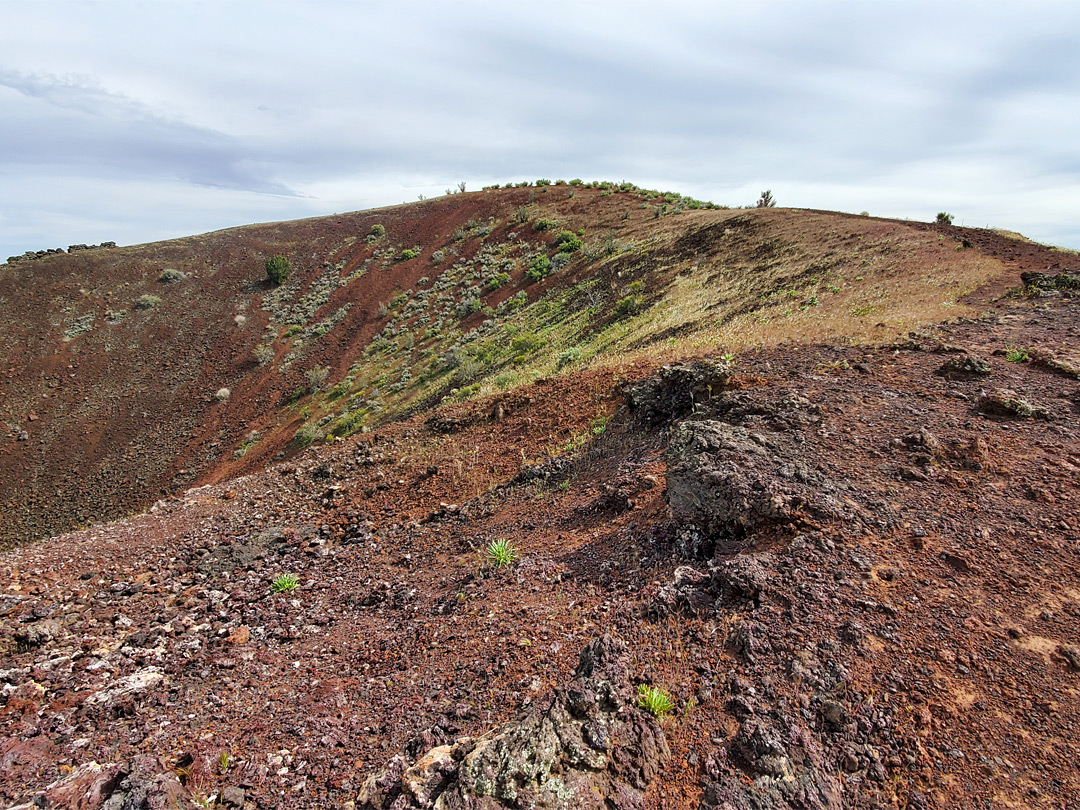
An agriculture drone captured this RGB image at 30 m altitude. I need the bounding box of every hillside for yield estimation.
[2,187,1080,810]
[0,185,1020,547]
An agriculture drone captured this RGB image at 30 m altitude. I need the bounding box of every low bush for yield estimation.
[614,294,644,317]
[265,255,291,285]
[526,255,552,282]
[553,230,582,253]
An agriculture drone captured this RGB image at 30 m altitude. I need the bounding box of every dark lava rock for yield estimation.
[358,636,669,810]
[666,420,850,541]
[621,360,733,424]
[11,756,197,810]
[701,717,842,810]
[935,354,992,380]
[976,389,1052,420]
[1021,271,1080,291]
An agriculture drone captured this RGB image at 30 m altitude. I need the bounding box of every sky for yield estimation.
[2,0,1079,260]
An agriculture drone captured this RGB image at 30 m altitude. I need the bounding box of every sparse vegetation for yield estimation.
[936,212,955,225]
[756,190,776,208]
[1005,347,1029,363]
[265,254,291,286]
[134,294,162,310]
[157,269,186,283]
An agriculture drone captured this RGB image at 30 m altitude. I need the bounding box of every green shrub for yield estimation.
[526,255,552,282]
[134,294,162,310]
[265,254,291,285]
[253,344,274,366]
[369,223,386,237]
[533,218,558,232]
[614,294,644,317]
[936,212,954,225]
[553,230,582,253]
[305,366,330,391]
[510,332,544,354]
[556,347,581,368]
[535,178,551,187]
[1005,347,1029,363]
[398,247,421,261]
[158,268,186,283]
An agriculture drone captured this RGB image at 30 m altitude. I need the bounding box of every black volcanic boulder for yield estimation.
[622,359,733,424]
[666,420,850,544]
[357,636,669,810]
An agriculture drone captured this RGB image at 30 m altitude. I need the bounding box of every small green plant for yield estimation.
[271,573,299,593]
[936,212,954,225]
[265,254,291,285]
[637,684,675,718]
[305,365,330,392]
[485,538,518,567]
[487,272,512,291]
[533,217,558,231]
[218,751,232,773]
[397,247,421,261]
[134,294,162,310]
[369,223,386,238]
[1005,347,1029,363]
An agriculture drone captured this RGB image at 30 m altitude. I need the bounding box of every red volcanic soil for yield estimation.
[2,255,1079,809]
[1,186,1058,551]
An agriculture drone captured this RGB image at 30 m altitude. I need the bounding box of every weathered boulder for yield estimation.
[935,354,991,380]
[8,756,197,810]
[666,420,849,543]
[700,716,843,810]
[622,360,733,424]
[976,389,1052,420]
[358,636,669,810]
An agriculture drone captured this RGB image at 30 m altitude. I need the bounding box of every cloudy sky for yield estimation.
[2,0,1079,259]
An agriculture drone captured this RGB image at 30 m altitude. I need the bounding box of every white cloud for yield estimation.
[1,0,1078,258]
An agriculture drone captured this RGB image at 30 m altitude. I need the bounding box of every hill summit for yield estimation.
[2,183,1080,809]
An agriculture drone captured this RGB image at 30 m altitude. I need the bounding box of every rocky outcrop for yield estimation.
[977,388,1053,420]
[357,636,669,810]
[6,756,197,810]
[665,420,851,546]
[622,360,733,424]
[935,353,991,380]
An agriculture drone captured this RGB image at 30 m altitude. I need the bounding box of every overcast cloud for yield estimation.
[2,0,1078,259]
